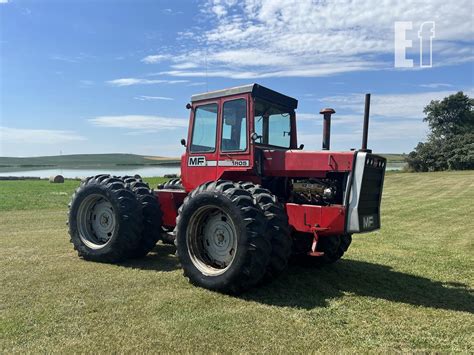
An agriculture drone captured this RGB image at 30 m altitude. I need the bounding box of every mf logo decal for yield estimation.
[362,215,375,229]
[187,157,250,167]
[188,156,206,166]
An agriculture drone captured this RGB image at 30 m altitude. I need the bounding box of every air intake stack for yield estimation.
[319,108,335,150]
[361,93,372,153]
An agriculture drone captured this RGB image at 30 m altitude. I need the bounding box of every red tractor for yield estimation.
[68,84,386,293]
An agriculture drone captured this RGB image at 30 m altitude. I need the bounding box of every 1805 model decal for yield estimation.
[218,160,250,167]
[187,156,249,167]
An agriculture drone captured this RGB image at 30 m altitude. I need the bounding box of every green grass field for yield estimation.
[1,172,473,352]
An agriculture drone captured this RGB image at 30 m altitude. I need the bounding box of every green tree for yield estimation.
[407,92,474,172]
[423,91,474,138]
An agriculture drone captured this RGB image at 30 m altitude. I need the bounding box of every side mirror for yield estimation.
[250,132,259,141]
[299,144,304,150]
[180,138,186,147]
[186,103,192,110]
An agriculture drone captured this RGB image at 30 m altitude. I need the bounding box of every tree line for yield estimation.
[407,91,473,172]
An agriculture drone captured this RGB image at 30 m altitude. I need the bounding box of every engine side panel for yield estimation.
[263,150,355,177]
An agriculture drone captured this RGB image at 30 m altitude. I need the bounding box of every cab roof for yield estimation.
[191,83,298,110]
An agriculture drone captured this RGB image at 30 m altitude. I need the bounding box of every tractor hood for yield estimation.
[261,149,356,177]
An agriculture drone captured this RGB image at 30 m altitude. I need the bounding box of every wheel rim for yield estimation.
[187,205,238,276]
[77,194,116,249]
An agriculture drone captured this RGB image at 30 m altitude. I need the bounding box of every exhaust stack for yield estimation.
[361,93,371,152]
[320,108,335,150]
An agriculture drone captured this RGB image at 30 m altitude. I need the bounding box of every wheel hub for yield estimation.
[187,206,238,276]
[77,195,116,249]
[202,212,235,267]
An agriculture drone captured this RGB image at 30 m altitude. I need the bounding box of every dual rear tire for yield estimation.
[68,175,162,262]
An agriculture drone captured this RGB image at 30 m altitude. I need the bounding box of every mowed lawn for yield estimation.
[1,172,473,352]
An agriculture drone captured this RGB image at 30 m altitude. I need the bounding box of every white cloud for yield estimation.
[319,89,474,119]
[51,55,81,63]
[0,0,9,4]
[187,82,207,87]
[171,62,199,70]
[159,69,261,79]
[50,53,94,63]
[141,54,169,64]
[297,113,362,125]
[368,120,428,140]
[106,78,188,86]
[89,115,187,131]
[210,49,295,67]
[159,60,380,79]
[297,88,472,152]
[162,0,473,79]
[0,126,86,144]
[134,95,174,101]
[419,83,453,88]
[161,8,183,15]
[297,119,429,153]
[296,113,319,121]
[177,31,195,40]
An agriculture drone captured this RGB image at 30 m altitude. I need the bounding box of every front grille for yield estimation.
[357,154,386,231]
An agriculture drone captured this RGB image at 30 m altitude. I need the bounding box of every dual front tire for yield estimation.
[175,180,293,294]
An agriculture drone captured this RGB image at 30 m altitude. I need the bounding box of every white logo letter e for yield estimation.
[394,21,413,68]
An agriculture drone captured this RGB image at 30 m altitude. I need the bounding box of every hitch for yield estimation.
[307,226,328,257]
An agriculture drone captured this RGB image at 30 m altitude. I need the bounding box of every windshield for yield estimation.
[254,99,292,148]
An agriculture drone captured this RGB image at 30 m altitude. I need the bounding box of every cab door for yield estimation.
[216,95,253,180]
[181,101,219,190]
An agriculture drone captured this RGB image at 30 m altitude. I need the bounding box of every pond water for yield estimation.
[0,162,405,178]
[386,162,406,171]
[0,165,181,179]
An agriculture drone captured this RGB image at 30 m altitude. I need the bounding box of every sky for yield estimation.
[0,0,473,157]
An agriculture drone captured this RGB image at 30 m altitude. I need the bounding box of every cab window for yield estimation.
[254,99,292,148]
[221,99,247,152]
[190,103,218,153]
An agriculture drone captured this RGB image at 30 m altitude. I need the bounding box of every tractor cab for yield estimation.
[181,84,298,190]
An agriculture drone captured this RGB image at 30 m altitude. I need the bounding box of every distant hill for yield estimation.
[380,153,406,163]
[0,152,405,170]
[0,154,180,169]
